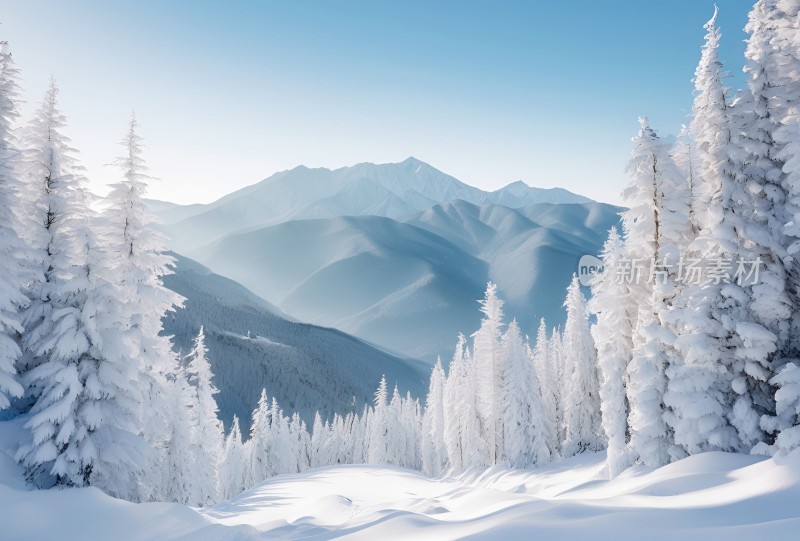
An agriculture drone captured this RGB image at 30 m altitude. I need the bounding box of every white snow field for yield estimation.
[2,432,799,541]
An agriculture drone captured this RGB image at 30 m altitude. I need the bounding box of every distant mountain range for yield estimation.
[162,254,428,433]
[154,157,592,252]
[151,158,621,362]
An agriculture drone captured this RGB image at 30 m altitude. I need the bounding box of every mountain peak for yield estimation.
[502,180,530,191]
[399,156,431,172]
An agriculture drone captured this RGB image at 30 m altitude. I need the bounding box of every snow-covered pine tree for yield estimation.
[288,412,311,473]
[668,8,751,457]
[443,333,488,470]
[768,0,800,313]
[247,389,272,485]
[398,390,421,469]
[220,415,248,500]
[0,41,28,412]
[589,227,635,476]
[442,335,467,471]
[550,326,567,448]
[310,411,329,468]
[621,115,690,466]
[367,376,391,464]
[98,114,184,499]
[744,0,800,454]
[14,81,149,499]
[17,79,87,381]
[761,362,800,453]
[707,1,792,451]
[530,319,559,458]
[471,282,505,464]
[268,398,295,475]
[185,327,223,504]
[350,408,368,464]
[501,320,552,467]
[561,276,603,457]
[421,358,446,476]
[160,359,200,505]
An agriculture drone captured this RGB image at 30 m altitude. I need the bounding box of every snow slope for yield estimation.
[2,425,798,541]
[175,201,622,361]
[151,157,593,253]
[162,254,428,433]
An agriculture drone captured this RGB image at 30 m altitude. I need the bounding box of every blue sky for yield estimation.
[2,0,753,205]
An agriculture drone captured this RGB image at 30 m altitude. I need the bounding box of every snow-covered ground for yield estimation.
[2,422,799,541]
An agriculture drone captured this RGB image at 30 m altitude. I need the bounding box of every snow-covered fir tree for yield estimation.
[743,0,800,455]
[0,40,27,412]
[668,8,749,458]
[185,327,224,504]
[246,389,272,486]
[220,415,248,500]
[621,115,689,466]
[471,282,505,465]
[160,359,200,505]
[14,81,147,498]
[421,359,446,476]
[561,276,603,457]
[443,334,488,470]
[500,320,552,467]
[530,319,559,457]
[367,376,391,465]
[589,227,635,476]
[99,114,184,499]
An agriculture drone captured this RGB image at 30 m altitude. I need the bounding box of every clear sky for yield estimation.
[2,0,753,205]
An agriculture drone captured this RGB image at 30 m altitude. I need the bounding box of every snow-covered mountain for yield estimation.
[151,157,592,253]
[147,158,614,361]
[170,201,621,361]
[161,254,428,433]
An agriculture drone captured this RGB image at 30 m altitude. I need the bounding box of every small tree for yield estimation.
[561,276,603,457]
[589,227,635,476]
[501,320,551,467]
[185,327,224,504]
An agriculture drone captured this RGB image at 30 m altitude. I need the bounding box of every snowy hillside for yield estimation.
[151,157,592,252]
[173,201,621,361]
[162,254,428,432]
[2,425,799,541]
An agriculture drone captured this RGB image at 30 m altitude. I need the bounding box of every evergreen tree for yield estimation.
[501,320,551,467]
[160,360,200,505]
[760,362,800,454]
[743,0,800,453]
[247,389,272,485]
[668,8,747,457]
[561,276,603,457]
[442,335,467,471]
[421,359,446,476]
[367,376,390,464]
[220,416,248,500]
[288,412,311,473]
[589,227,635,475]
[471,282,505,465]
[530,319,559,457]
[0,41,27,411]
[185,327,223,504]
[15,82,147,500]
[621,116,689,466]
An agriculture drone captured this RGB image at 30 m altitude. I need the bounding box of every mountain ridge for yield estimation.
[149,158,593,253]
